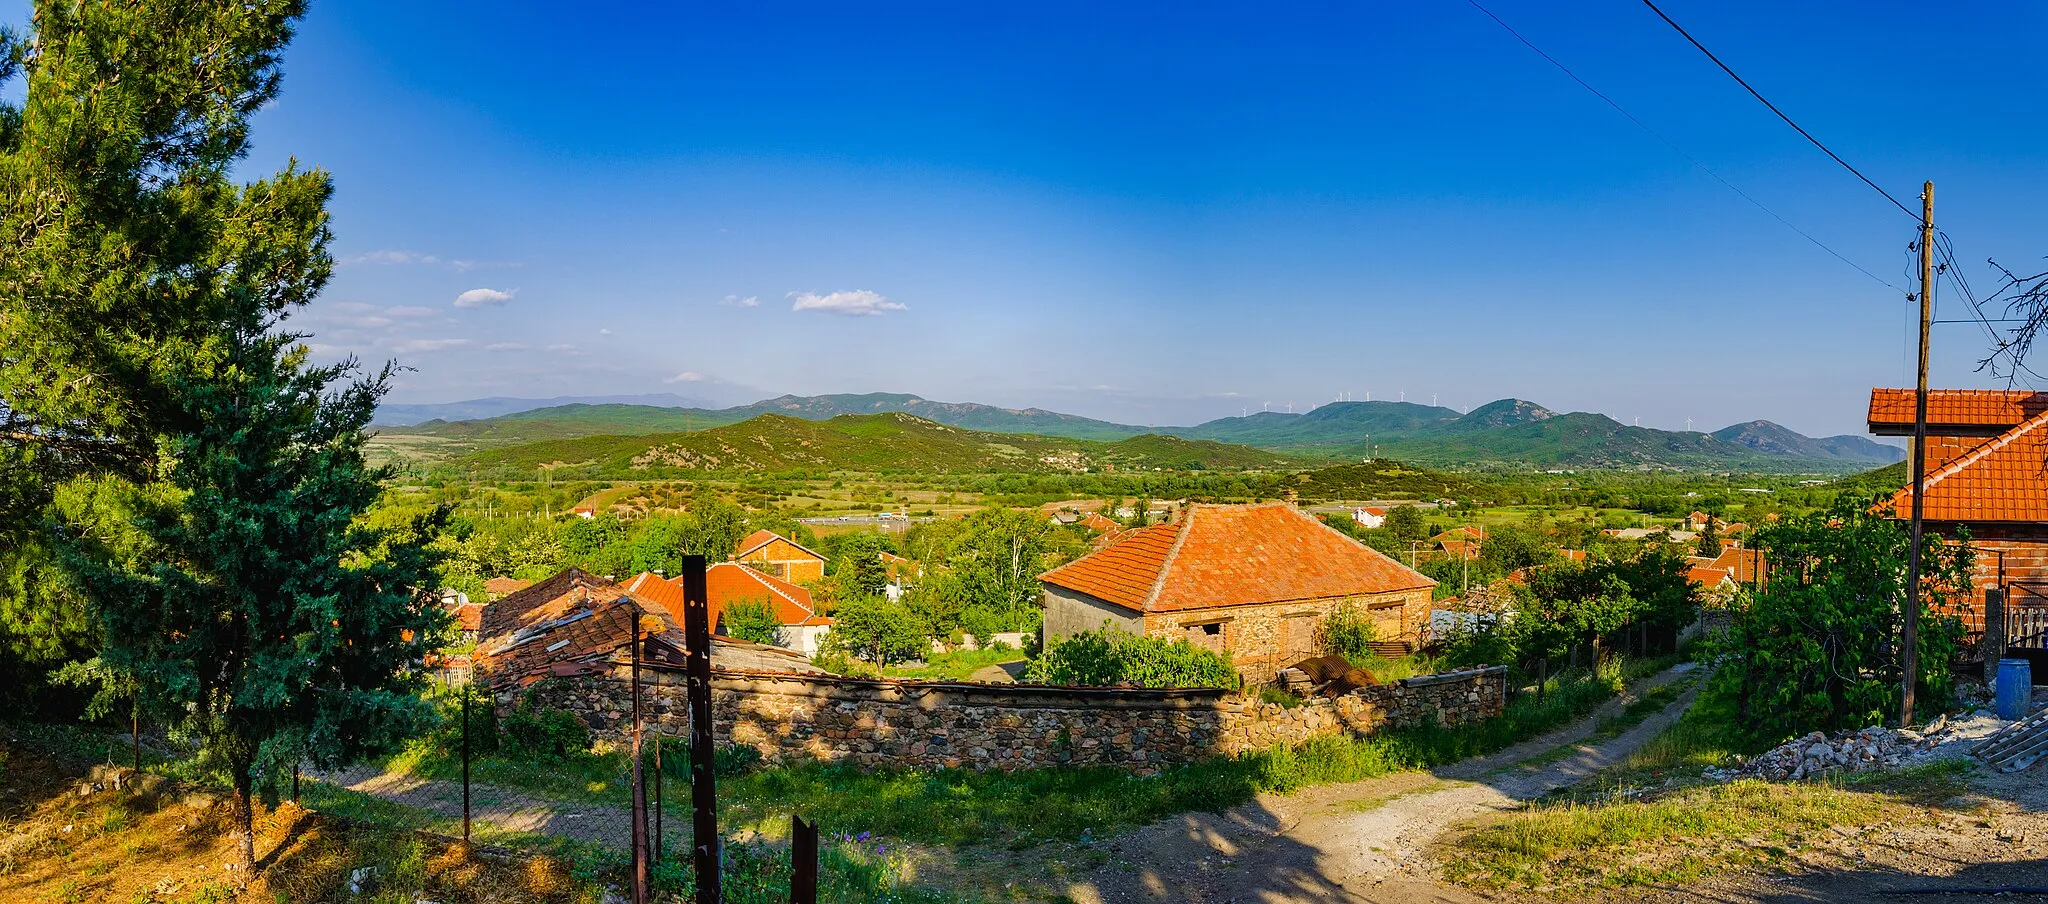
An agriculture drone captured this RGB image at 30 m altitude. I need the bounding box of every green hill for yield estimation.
[449,413,1299,476]
[1271,460,1496,503]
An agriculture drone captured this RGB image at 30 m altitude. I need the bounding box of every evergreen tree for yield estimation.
[0,0,447,869]
[1696,518,1723,557]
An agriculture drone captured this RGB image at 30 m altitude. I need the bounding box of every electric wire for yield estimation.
[1463,0,1905,293]
[1639,0,1919,222]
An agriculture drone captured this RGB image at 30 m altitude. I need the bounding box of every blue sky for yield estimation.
[97,1,2048,434]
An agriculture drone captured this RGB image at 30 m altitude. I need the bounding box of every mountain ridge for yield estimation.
[376,392,1901,471]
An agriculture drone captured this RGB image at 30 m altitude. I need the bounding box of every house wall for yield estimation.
[506,665,1507,776]
[740,538,825,584]
[1934,522,2048,634]
[1143,588,1434,683]
[1041,585,1144,641]
[781,623,832,657]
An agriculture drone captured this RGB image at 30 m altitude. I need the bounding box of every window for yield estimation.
[1201,623,1222,636]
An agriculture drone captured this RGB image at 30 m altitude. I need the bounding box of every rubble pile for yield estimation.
[1707,718,1954,782]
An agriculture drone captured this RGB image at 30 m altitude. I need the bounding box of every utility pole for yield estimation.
[631,623,648,904]
[1903,181,1935,728]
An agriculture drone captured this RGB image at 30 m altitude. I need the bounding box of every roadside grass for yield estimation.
[881,647,1027,681]
[301,780,973,903]
[1442,762,1976,894]
[1508,676,1694,771]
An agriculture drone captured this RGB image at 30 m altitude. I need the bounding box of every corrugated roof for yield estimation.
[1039,502,1434,613]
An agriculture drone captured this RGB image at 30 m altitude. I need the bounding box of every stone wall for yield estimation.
[500,664,1508,775]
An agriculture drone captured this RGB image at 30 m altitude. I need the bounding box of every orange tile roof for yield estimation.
[1039,502,1434,614]
[1081,512,1123,533]
[1868,388,2048,432]
[1884,406,2048,522]
[706,563,831,628]
[1685,566,1735,589]
[452,602,484,633]
[1710,548,1765,584]
[483,576,532,596]
[734,529,827,563]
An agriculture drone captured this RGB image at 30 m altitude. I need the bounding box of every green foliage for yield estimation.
[830,531,893,597]
[723,596,783,646]
[1709,501,1972,742]
[1696,518,1722,557]
[501,696,593,762]
[1023,628,1237,689]
[1319,603,1380,664]
[901,508,1067,635]
[822,595,927,667]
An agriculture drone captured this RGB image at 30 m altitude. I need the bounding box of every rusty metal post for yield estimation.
[632,624,648,904]
[1986,588,2007,685]
[790,815,818,904]
[653,732,663,864]
[461,686,471,842]
[683,554,721,904]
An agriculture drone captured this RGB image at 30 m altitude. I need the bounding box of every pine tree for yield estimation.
[0,1,447,870]
[1696,518,1723,557]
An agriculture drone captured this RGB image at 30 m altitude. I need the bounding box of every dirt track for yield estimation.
[1056,663,1704,904]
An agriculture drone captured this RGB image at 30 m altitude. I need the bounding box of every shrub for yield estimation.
[723,596,783,646]
[1319,603,1379,664]
[822,595,927,666]
[1709,500,1972,743]
[1023,628,1237,689]
[502,695,591,761]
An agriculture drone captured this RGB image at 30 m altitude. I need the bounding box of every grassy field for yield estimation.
[1442,763,1974,893]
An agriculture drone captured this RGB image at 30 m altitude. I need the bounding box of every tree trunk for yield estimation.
[231,767,256,873]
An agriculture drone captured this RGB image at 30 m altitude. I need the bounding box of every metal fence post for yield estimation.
[790,815,818,904]
[683,554,721,904]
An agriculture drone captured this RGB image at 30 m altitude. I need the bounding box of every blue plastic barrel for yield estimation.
[1997,658,2033,720]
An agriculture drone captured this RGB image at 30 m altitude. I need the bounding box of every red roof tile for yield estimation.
[1039,502,1434,613]
[1081,512,1123,533]
[483,576,532,596]
[706,563,830,628]
[1685,566,1735,589]
[1885,406,2048,522]
[1868,388,2048,433]
[734,529,827,563]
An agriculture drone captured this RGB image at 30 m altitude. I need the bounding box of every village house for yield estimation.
[1352,507,1387,529]
[474,568,816,696]
[1038,502,1437,683]
[734,529,828,584]
[1081,511,1123,533]
[620,567,835,656]
[482,576,531,601]
[1432,526,1485,560]
[1869,388,2048,645]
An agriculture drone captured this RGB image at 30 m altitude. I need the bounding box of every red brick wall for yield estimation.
[1933,522,2048,634]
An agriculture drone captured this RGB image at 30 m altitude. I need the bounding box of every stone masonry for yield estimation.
[504,665,1508,775]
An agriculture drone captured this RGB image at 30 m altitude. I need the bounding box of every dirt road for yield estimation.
[1061,663,1704,904]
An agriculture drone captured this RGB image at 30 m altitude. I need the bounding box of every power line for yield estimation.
[1639,0,1919,222]
[1463,0,1904,293]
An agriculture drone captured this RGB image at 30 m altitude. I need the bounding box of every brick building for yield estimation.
[1038,502,1436,683]
[734,529,828,584]
[1869,388,2048,643]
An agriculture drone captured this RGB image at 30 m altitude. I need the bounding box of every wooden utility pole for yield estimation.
[683,555,722,904]
[1903,180,1935,728]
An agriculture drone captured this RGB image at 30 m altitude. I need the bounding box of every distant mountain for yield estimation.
[1174,401,1462,447]
[1711,420,1904,464]
[375,390,1898,474]
[450,413,1298,476]
[372,393,717,426]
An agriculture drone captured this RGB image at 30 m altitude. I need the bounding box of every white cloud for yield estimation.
[390,338,473,353]
[788,289,906,317]
[344,250,439,266]
[664,371,710,384]
[330,301,378,313]
[453,288,515,309]
[597,328,613,336]
[720,294,759,308]
[386,306,435,318]
[544,343,580,354]
[485,342,528,352]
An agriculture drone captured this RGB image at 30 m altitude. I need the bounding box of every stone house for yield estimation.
[734,529,828,584]
[1869,388,2048,646]
[1038,502,1436,683]
[621,567,834,656]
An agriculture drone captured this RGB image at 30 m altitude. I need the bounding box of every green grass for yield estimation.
[881,647,1027,681]
[1443,762,1975,893]
[300,780,975,904]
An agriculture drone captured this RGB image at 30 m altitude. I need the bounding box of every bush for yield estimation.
[822,595,927,666]
[502,695,592,761]
[723,596,783,646]
[1023,628,1237,689]
[1710,501,1972,743]
[1319,603,1379,664]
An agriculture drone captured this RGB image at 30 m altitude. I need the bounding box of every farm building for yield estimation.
[1038,502,1436,683]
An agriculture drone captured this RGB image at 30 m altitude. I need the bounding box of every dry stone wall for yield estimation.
[501,664,1507,775]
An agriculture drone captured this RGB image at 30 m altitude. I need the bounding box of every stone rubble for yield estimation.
[1706,718,1956,782]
